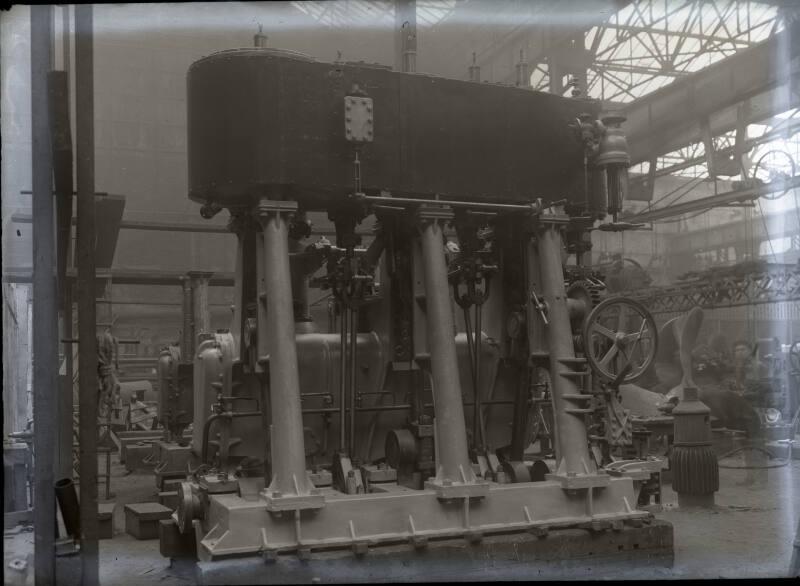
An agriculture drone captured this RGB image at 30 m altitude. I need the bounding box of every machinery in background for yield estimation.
[158,48,672,570]
[594,254,654,294]
[151,272,215,491]
[740,338,799,444]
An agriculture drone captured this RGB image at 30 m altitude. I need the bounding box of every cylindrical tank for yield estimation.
[157,345,181,440]
[192,332,235,457]
[186,48,597,210]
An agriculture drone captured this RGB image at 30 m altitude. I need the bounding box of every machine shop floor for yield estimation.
[4,453,799,583]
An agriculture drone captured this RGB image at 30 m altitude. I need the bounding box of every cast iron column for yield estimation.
[180,276,192,360]
[188,271,213,340]
[257,199,322,511]
[228,215,246,360]
[417,207,485,495]
[537,218,600,484]
[31,5,57,584]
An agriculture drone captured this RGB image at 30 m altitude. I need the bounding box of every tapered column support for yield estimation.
[416,206,488,499]
[536,216,608,490]
[256,199,323,511]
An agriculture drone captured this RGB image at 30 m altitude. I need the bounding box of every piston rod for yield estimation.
[339,303,348,452]
[364,195,538,213]
[348,307,358,456]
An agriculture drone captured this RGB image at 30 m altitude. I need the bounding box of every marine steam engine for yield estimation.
[158,47,672,570]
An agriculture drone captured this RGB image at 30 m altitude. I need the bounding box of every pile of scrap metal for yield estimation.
[155,48,675,578]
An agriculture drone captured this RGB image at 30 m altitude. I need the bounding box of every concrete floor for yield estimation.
[4,452,800,584]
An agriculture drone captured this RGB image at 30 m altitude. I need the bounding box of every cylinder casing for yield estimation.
[187,49,598,210]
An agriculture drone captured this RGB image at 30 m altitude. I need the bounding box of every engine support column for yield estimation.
[417,206,488,498]
[536,216,608,489]
[256,199,323,511]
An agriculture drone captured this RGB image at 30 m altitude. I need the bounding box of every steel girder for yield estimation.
[616,262,800,315]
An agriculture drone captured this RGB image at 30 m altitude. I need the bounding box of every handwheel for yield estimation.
[790,341,800,372]
[582,297,658,384]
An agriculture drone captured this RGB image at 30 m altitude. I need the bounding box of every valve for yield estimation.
[529,288,549,325]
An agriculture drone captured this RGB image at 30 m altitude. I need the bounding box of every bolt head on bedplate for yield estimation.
[261,488,326,512]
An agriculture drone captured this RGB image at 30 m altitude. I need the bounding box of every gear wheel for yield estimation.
[567,279,605,308]
[566,278,607,332]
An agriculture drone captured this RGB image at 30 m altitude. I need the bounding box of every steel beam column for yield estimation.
[256,200,322,510]
[31,5,57,584]
[75,4,99,584]
[416,207,481,493]
[536,220,596,481]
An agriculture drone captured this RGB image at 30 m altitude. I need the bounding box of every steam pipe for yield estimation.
[301,399,514,416]
[201,411,262,465]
